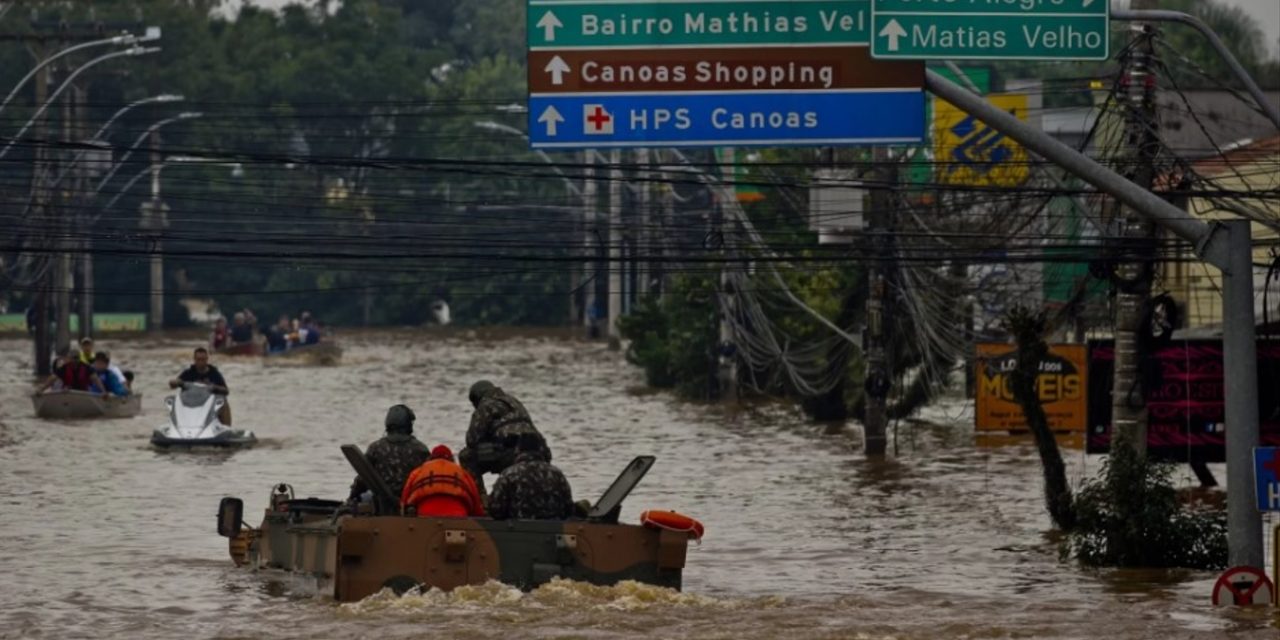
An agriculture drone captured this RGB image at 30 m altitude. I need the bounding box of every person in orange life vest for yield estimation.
[401,445,486,518]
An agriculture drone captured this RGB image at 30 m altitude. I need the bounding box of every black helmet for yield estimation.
[385,404,416,433]
[468,380,496,407]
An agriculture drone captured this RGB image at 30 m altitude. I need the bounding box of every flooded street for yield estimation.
[0,330,1276,639]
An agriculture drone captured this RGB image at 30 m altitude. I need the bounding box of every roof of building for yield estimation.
[1188,133,1280,178]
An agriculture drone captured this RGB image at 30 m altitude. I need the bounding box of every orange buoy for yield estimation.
[640,509,705,540]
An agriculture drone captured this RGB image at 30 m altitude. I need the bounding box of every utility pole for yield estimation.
[1110,1,1161,456]
[635,148,650,298]
[607,148,622,349]
[567,151,584,327]
[53,51,72,351]
[863,160,895,456]
[141,130,168,331]
[582,152,599,337]
[73,85,93,340]
[716,148,738,402]
[31,43,53,375]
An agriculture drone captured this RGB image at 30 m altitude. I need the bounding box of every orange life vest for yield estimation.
[401,459,485,517]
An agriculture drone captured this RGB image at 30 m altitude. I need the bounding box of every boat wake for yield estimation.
[337,578,784,616]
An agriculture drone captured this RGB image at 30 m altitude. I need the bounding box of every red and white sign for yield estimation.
[583,104,614,135]
[1210,566,1274,606]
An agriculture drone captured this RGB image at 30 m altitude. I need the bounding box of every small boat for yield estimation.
[32,390,143,419]
[151,384,256,448]
[263,342,342,366]
[214,341,260,357]
[216,452,697,601]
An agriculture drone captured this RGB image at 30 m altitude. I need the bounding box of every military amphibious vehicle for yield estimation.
[216,447,697,601]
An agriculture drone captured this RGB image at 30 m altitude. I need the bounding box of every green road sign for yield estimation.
[870,0,1108,61]
[528,0,871,49]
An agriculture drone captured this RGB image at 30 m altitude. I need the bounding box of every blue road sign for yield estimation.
[527,90,924,148]
[1256,447,1280,512]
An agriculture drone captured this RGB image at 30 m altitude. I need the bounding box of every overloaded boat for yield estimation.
[263,342,342,366]
[32,390,143,419]
[151,384,256,448]
[216,449,700,601]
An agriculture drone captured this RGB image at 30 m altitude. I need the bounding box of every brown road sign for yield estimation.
[528,47,922,94]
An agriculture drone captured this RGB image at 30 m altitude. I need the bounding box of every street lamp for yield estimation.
[91,93,185,142]
[472,119,601,329]
[473,120,582,197]
[0,45,161,159]
[92,111,203,193]
[0,29,159,117]
[50,94,185,187]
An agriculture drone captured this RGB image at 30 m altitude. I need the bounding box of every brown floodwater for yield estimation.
[1,329,1276,639]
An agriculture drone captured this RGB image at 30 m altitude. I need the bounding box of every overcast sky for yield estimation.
[1219,0,1280,57]
[237,0,1280,57]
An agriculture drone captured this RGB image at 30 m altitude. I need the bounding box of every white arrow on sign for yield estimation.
[1082,0,1096,8]
[537,11,563,42]
[545,55,570,85]
[538,105,564,137]
[879,19,907,52]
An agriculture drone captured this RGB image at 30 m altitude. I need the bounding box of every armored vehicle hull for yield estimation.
[231,503,687,601]
[219,453,693,601]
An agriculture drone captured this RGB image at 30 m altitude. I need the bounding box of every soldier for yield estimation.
[349,404,431,506]
[487,432,574,521]
[458,380,552,496]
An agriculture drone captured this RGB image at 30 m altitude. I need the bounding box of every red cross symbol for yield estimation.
[586,106,611,131]
[1264,449,1280,479]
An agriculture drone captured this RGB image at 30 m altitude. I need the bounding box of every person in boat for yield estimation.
[264,315,291,353]
[229,310,255,344]
[76,336,96,365]
[169,347,232,425]
[288,318,302,347]
[401,444,485,518]
[210,317,230,350]
[458,380,552,498]
[487,432,574,521]
[299,311,321,345]
[349,404,431,505]
[36,353,103,394]
[92,352,130,397]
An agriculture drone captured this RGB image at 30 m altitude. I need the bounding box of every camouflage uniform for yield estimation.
[458,387,551,495]
[487,450,574,520]
[350,432,431,502]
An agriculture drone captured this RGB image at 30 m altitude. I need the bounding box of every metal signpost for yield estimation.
[527,0,926,148]
[871,0,1109,61]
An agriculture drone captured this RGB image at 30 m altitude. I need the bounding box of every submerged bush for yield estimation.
[617,275,718,399]
[1066,436,1227,570]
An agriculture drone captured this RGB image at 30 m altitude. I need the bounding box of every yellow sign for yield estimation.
[975,343,1087,433]
[933,94,1029,187]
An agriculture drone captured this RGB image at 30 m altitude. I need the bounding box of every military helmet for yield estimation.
[468,380,496,407]
[385,404,416,433]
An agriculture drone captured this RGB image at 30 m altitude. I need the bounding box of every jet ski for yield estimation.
[151,383,257,448]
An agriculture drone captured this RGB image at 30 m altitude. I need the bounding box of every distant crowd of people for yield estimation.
[209,308,325,353]
[34,337,133,397]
